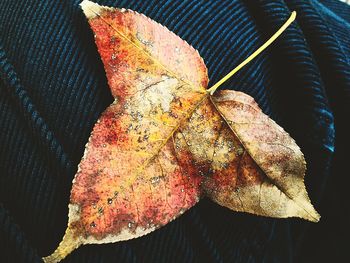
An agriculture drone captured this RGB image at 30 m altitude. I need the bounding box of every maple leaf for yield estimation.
[43,1,319,262]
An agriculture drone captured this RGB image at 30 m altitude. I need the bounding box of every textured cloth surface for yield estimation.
[0,0,349,262]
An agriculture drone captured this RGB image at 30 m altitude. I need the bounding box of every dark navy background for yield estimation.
[1,0,349,262]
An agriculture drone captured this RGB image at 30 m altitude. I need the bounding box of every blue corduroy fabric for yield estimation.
[0,0,349,262]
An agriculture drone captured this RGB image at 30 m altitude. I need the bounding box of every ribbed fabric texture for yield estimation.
[0,0,349,262]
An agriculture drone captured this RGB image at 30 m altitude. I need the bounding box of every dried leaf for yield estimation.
[43,1,319,262]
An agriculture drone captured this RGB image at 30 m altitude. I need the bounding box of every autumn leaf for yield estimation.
[43,1,319,262]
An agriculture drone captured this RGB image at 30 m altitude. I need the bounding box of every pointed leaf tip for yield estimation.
[42,227,82,263]
[296,195,321,222]
[80,0,111,19]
